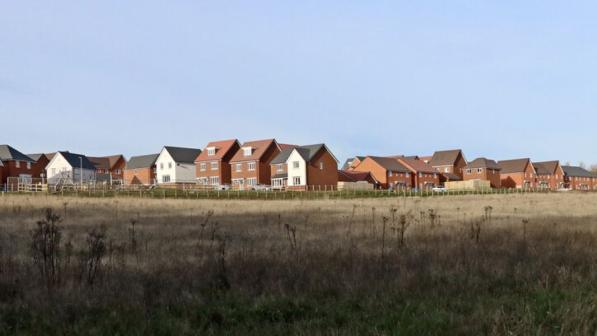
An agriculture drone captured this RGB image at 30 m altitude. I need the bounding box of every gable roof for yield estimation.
[88,155,125,170]
[562,166,594,178]
[429,149,464,167]
[497,158,532,174]
[0,145,34,162]
[366,156,410,173]
[126,154,159,169]
[230,139,278,162]
[271,147,295,164]
[27,153,48,162]
[295,144,338,163]
[341,156,365,170]
[395,156,437,173]
[466,158,501,170]
[533,161,560,175]
[163,146,202,164]
[195,139,240,162]
[55,151,96,170]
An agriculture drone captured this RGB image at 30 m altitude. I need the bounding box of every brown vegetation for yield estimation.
[0,193,596,334]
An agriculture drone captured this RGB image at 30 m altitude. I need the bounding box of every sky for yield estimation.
[1,1,596,165]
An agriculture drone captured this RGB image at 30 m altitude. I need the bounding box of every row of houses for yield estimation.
[1,143,595,191]
[343,149,597,191]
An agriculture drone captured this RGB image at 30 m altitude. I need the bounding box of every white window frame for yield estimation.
[276,163,284,172]
[235,163,242,172]
[248,161,256,171]
[319,162,324,170]
[211,161,218,171]
[243,147,252,156]
[292,161,300,169]
[293,176,301,185]
[162,175,171,183]
[15,161,20,168]
[207,147,216,156]
[247,177,257,186]
[200,163,207,171]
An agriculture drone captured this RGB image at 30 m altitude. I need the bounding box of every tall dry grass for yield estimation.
[0,192,596,335]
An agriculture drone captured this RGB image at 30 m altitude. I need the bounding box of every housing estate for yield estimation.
[229,139,283,190]
[497,158,536,189]
[195,139,241,187]
[156,146,202,184]
[0,145,36,186]
[46,151,96,185]
[533,161,565,190]
[463,158,502,188]
[123,154,159,185]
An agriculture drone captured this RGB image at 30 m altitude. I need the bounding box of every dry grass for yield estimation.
[0,192,597,335]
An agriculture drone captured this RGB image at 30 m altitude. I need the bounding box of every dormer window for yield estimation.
[207,147,216,156]
[243,147,252,156]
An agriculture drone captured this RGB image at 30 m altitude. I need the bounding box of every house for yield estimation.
[270,146,296,189]
[282,144,339,191]
[463,158,501,188]
[562,166,594,191]
[0,145,36,186]
[229,139,282,189]
[353,156,412,189]
[394,156,440,190]
[124,154,159,185]
[341,156,365,170]
[497,158,536,189]
[88,155,126,185]
[27,153,53,180]
[428,149,467,182]
[533,161,565,190]
[195,139,241,187]
[156,146,202,184]
[337,170,378,190]
[46,151,96,185]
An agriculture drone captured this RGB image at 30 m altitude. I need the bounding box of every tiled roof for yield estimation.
[0,145,34,162]
[295,144,326,163]
[497,158,531,174]
[533,161,560,175]
[126,154,159,169]
[56,151,96,170]
[429,149,463,167]
[466,158,501,170]
[562,166,594,178]
[195,139,240,162]
[230,139,277,162]
[271,148,295,164]
[164,146,202,164]
[396,156,437,173]
[366,156,410,173]
[88,155,124,170]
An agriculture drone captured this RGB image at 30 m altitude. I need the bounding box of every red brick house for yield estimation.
[229,139,282,189]
[497,158,536,189]
[124,154,159,185]
[338,170,378,184]
[463,158,502,188]
[0,145,36,187]
[562,166,593,191]
[533,161,565,190]
[195,139,241,187]
[88,155,127,184]
[27,153,53,180]
[394,156,440,190]
[428,149,467,183]
[353,156,411,190]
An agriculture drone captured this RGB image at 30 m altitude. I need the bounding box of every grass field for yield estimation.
[0,193,596,335]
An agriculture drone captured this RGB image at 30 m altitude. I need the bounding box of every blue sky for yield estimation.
[1,1,596,165]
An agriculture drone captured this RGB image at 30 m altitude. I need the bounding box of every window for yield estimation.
[276,164,284,172]
[162,175,171,183]
[115,169,121,174]
[388,171,393,177]
[319,162,324,170]
[168,162,172,169]
[15,161,20,168]
[444,167,449,173]
[292,161,299,169]
[406,173,410,177]
[209,176,220,185]
[466,169,472,174]
[293,176,301,185]
[198,177,208,185]
[207,147,216,156]
[211,161,218,170]
[200,163,206,171]
[26,162,31,169]
[232,179,244,185]
[247,177,257,186]
[248,161,256,171]
[52,168,56,175]
[160,163,164,170]
[477,168,483,173]
[235,163,242,172]
[243,147,252,156]
[418,173,423,177]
